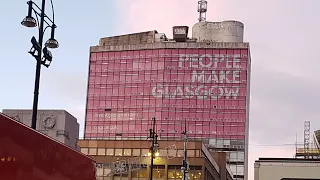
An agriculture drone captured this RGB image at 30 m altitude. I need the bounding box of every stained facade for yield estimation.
[84,32,251,180]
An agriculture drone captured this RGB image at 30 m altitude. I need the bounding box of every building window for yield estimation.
[81,148,88,155]
[237,152,244,161]
[141,149,149,156]
[96,167,104,176]
[195,150,201,157]
[168,165,183,179]
[177,150,184,157]
[106,149,114,156]
[159,149,167,157]
[153,165,165,180]
[189,166,202,180]
[230,164,244,175]
[123,149,132,156]
[132,168,147,180]
[89,148,97,155]
[88,140,98,147]
[187,150,195,157]
[114,173,128,180]
[104,168,112,177]
[115,149,123,156]
[132,149,141,156]
[98,148,106,155]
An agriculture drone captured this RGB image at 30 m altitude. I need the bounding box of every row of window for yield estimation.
[90,69,248,75]
[86,115,247,120]
[87,111,246,115]
[87,106,247,111]
[85,131,245,136]
[87,84,247,89]
[90,65,249,71]
[81,148,202,158]
[89,82,247,87]
[91,55,249,61]
[88,93,247,98]
[87,101,247,107]
[91,52,249,60]
[90,61,248,68]
[96,166,203,180]
[84,134,246,140]
[86,119,246,123]
[88,78,247,83]
[86,113,247,119]
[86,119,245,124]
[88,97,247,102]
[87,104,247,108]
[85,125,246,131]
[89,103,247,107]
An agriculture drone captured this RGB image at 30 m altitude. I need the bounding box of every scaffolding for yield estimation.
[295,121,320,159]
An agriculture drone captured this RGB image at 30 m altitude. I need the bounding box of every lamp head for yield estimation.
[21,16,37,28]
[41,47,53,68]
[45,24,59,49]
[21,1,37,28]
[45,39,59,49]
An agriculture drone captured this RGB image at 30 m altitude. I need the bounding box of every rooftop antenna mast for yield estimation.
[198,0,208,22]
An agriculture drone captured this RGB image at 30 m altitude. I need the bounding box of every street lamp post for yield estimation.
[181,120,190,180]
[148,117,159,180]
[21,0,59,130]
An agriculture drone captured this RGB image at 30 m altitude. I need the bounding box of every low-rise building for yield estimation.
[2,109,80,150]
[78,140,233,180]
[254,158,320,180]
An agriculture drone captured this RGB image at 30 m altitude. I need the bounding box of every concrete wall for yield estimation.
[99,31,157,46]
[91,41,249,53]
[2,109,79,150]
[192,21,244,43]
[254,160,320,180]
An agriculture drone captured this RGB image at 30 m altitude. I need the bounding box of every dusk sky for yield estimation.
[1,1,320,179]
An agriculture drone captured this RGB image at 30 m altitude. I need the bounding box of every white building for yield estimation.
[254,158,320,180]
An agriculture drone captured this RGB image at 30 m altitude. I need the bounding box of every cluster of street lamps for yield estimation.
[21,0,59,129]
[148,118,190,180]
[148,117,160,180]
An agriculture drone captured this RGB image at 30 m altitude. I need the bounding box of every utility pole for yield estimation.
[148,117,158,180]
[181,120,189,180]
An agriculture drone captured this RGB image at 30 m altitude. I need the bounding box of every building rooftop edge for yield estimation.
[255,157,320,162]
[90,42,250,53]
[99,30,158,40]
[2,109,78,121]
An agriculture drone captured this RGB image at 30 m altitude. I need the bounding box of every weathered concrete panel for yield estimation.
[192,21,244,42]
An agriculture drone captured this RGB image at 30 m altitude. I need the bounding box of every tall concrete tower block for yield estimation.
[192,20,244,42]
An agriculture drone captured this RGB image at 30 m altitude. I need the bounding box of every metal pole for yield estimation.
[149,117,156,180]
[182,119,189,180]
[31,0,46,130]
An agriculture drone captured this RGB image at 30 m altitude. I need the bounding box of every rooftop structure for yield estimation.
[254,158,320,180]
[2,109,80,150]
